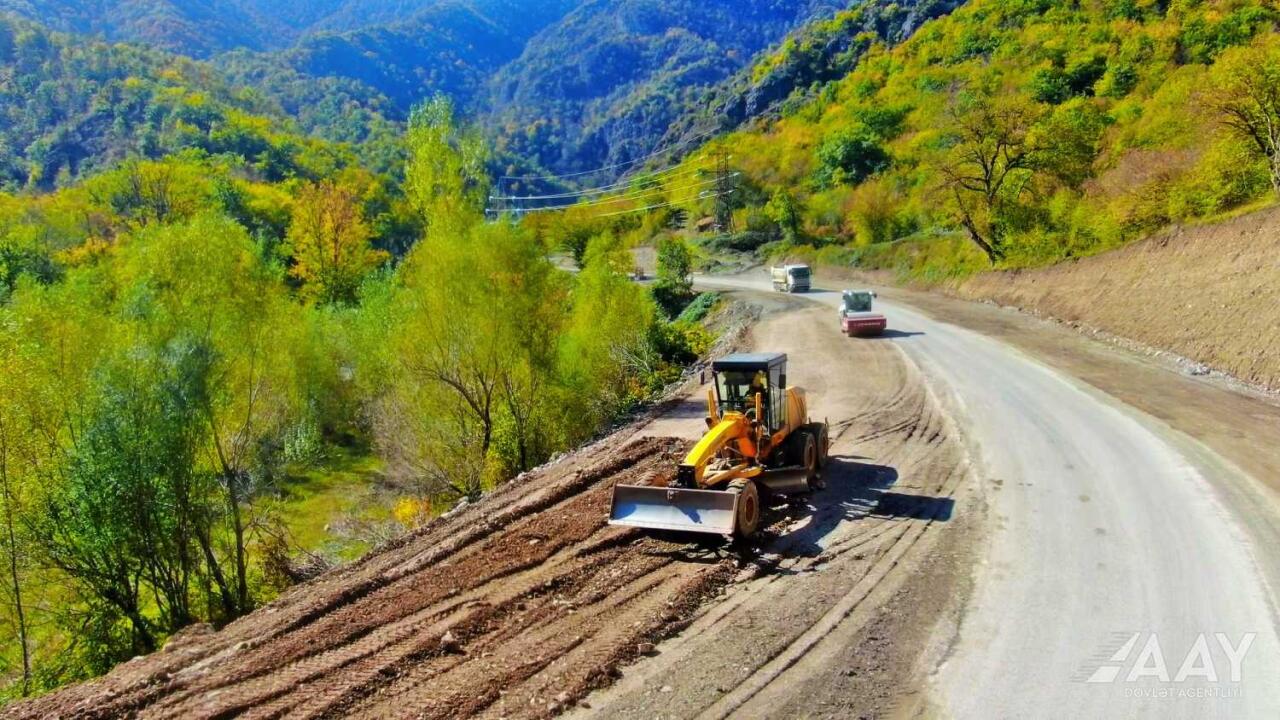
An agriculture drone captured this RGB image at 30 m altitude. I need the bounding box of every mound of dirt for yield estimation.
[954,207,1280,391]
[5,437,734,720]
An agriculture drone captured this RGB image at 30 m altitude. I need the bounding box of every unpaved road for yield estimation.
[572,297,976,719]
[697,274,1280,718]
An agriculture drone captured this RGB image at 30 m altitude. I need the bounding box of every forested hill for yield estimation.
[0,0,466,57]
[660,0,1280,276]
[0,15,410,190]
[659,0,964,150]
[0,0,981,188]
[0,0,298,56]
[484,0,850,176]
[218,0,582,118]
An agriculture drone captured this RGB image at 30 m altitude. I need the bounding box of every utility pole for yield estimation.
[712,148,736,233]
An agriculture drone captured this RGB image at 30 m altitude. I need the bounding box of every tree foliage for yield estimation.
[1210,37,1280,196]
[636,0,1280,275]
[287,181,388,305]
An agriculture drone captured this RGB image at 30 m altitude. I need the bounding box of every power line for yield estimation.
[497,130,717,183]
[596,190,736,218]
[489,164,705,202]
[495,174,738,216]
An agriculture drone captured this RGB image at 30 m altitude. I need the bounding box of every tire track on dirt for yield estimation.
[4,438,736,720]
[564,304,973,720]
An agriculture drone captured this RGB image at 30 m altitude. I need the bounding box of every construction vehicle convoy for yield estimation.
[840,289,887,337]
[771,264,812,293]
[609,353,829,538]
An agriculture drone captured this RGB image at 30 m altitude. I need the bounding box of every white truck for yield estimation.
[771,264,812,293]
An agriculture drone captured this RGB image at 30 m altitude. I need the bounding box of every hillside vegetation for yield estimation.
[218,0,581,115]
[0,95,711,697]
[4,1,927,182]
[0,0,452,56]
[584,0,1280,280]
[487,0,849,177]
[0,16,409,190]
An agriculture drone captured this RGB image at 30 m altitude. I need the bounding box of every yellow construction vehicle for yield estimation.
[609,353,829,537]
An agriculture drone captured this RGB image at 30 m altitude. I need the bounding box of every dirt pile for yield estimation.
[953,207,1280,390]
[5,437,734,720]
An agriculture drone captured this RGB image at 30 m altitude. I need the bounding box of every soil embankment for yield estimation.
[953,207,1280,391]
[4,438,732,719]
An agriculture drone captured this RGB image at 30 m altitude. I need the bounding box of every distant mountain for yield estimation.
[1,0,964,185]
[484,0,852,178]
[0,15,379,189]
[0,0,507,57]
[661,0,964,150]
[0,0,293,56]
[219,0,582,113]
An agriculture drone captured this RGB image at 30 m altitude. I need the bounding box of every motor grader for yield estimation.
[608,353,829,538]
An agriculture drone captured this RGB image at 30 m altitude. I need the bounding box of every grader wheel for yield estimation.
[730,480,761,538]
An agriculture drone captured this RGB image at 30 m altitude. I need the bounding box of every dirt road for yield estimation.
[699,274,1280,718]
[572,299,975,719]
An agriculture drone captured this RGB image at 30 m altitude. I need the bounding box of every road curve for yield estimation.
[697,274,1280,719]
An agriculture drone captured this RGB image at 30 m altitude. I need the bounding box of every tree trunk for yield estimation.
[228,472,250,614]
[1270,151,1280,198]
[0,452,30,695]
[960,213,1002,265]
[195,524,237,619]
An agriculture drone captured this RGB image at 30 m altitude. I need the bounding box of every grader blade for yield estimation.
[608,484,739,535]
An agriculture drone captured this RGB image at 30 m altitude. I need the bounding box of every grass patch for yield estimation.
[278,448,388,562]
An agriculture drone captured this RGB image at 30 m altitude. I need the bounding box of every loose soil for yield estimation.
[566,303,978,720]
[7,298,977,720]
[3,438,734,720]
[953,206,1280,392]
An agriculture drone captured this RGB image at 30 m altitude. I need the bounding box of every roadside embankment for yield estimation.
[951,207,1280,391]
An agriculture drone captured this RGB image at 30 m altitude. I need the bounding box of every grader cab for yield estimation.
[608,353,829,538]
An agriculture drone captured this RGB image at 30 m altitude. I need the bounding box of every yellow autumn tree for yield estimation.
[287,181,388,305]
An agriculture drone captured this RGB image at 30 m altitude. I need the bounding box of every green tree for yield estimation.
[381,220,560,498]
[34,348,213,655]
[813,127,891,187]
[561,233,656,421]
[403,95,489,237]
[1210,38,1280,197]
[286,181,388,305]
[653,236,695,317]
[0,342,31,695]
[766,189,802,243]
[937,93,1048,263]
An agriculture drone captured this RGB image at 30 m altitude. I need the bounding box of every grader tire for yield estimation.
[797,430,824,491]
[731,480,761,538]
[814,423,830,469]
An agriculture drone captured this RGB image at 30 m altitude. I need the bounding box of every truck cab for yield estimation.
[711,352,789,433]
[771,264,811,293]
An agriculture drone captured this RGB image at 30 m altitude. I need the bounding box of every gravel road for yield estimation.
[698,273,1280,719]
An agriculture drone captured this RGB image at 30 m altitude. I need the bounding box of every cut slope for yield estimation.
[953,206,1280,391]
